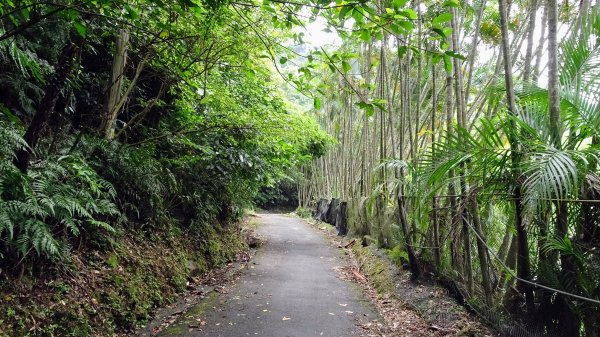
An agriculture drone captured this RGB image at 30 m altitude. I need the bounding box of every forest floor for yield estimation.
[133,213,496,337]
[0,221,248,337]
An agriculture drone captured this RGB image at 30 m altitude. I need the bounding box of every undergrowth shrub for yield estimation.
[0,124,121,265]
[295,207,311,218]
[255,177,298,209]
[388,245,409,267]
[159,126,259,226]
[88,139,176,224]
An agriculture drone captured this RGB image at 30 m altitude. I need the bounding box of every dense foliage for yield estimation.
[0,0,330,271]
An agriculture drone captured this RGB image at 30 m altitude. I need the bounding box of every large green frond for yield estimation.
[521,147,599,209]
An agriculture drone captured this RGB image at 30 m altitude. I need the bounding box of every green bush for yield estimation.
[295,207,312,218]
[0,124,121,263]
[388,245,409,267]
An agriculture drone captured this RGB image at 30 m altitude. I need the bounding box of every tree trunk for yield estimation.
[451,8,473,296]
[547,2,580,335]
[444,54,461,272]
[547,0,560,149]
[500,232,517,289]
[469,199,493,306]
[522,0,538,82]
[465,0,486,98]
[398,193,422,279]
[532,4,547,83]
[499,0,535,315]
[431,60,441,269]
[100,30,130,140]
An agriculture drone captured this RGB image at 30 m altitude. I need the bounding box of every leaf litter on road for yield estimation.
[309,218,496,337]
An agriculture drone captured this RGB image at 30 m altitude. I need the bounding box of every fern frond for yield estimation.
[88,220,115,233]
[0,205,14,239]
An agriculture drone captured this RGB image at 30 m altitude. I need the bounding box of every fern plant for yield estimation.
[85,138,176,224]
[0,123,122,263]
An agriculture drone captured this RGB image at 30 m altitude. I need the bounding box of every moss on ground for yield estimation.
[159,291,220,336]
[0,222,247,337]
[351,245,396,296]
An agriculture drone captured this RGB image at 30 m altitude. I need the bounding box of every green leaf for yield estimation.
[390,23,403,35]
[445,50,466,60]
[443,54,452,72]
[372,98,387,111]
[431,27,447,38]
[443,0,460,7]
[279,57,288,64]
[397,9,417,20]
[65,9,78,20]
[357,101,375,116]
[73,22,87,37]
[360,29,371,42]
[299,67,311,77]
[342,60,351,73]
[124,4,139,19]
[0,103,21,125]
[432,13,453,27]
[21,8,30,20]
[443,27,453,37]
[352,7,364,23]
[397,45,408,59]
[395,20,414,31]
[314,97,322,109]
[393,0,409,10]
[262,4,276,13]
[339,5,353,20]
[245,68,256,79]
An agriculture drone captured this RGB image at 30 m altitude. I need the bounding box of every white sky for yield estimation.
[299,16,342,49]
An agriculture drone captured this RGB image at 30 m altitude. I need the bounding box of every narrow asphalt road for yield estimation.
[161,213,377,337]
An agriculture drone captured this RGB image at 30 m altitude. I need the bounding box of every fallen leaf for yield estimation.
[351,268,368,283]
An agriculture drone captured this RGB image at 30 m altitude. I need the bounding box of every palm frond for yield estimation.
[521,146,599,208]
[419,116,512,196]
[559,9,600,89]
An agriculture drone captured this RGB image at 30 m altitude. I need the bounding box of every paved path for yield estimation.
[161,213,377,337]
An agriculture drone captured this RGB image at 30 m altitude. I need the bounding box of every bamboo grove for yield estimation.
[298,1,600,335]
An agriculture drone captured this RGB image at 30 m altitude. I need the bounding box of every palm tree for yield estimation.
[422,8,600,334]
